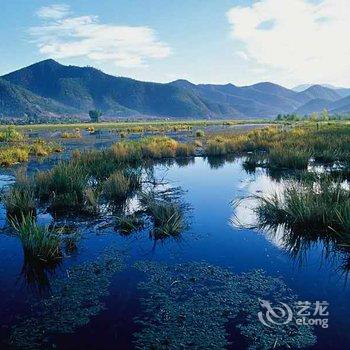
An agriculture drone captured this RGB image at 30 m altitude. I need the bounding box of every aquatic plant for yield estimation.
[60,131,82,139]
[175,143,195,157]
[102,171,131,201]
[268,147,310,169]
[0,126,24,142]
[83,187,100,214]
[0,146,29,166]
[110,142,142,164]
[195,129,205,137]
[11,215,61,263]
[146,199,186,238]
[254,176,350,235]
[203,123,350,169]
[205,138,227,156]
[40,162,88,211]
[140,136,178,159]
[4,171,36,218]
[134,261,316,350]
[30,139,62,157]
[10,249,125,349]
[115,213,144,235]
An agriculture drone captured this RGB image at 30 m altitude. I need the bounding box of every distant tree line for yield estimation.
[275,109,350,122]
[0,110,104,125]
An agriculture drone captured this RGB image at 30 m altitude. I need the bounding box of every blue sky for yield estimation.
[1,0,349,87]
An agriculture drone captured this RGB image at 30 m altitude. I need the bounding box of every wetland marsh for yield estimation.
[0,121,349,349]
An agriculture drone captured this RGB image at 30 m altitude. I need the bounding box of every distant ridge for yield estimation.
[1,59,350,119]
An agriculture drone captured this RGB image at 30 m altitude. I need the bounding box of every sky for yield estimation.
[0,0,349,87]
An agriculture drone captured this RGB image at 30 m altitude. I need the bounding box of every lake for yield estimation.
[0,154,349,349]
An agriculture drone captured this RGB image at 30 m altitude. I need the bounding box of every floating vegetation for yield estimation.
[134,261,316,350]
[10,249,125,350]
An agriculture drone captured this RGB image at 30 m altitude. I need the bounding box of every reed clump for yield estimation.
[11,215,62,263]
[0,147,29,166]
[115,213,144,235]
[141,193,186,238]
[203,123,350,170]
[255,176,350,234]
[0,126,24,142]
[35,162,88,211]
[61,131,82,139]
[102,171,131,201]
[268,148,311,169]
[4,171,36,218]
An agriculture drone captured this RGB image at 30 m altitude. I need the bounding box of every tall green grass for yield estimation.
[4,171,35,218]
[11,215,62,263]
[255,176,350,235]
[268,148,311,169]
[203,123,350,170]
[141,192,186,238]
[102,171,131,201]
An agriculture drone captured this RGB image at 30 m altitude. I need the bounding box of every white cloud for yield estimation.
[227,0,350,86]
[37,4,70,19]
[31,4,171,68]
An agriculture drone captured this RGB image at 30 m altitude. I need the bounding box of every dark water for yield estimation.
[0,155,349,349]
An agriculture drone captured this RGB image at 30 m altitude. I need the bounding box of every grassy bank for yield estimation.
[0,126,62,166]
[0,119,270,133]
[203,121,350,169]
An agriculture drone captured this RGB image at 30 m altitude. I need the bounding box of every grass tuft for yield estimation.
[4,171,36,218]
[11,215,62,263]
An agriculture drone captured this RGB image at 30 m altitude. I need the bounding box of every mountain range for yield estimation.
[1,59,350,120]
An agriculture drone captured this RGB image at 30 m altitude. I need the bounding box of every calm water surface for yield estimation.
[0,156,349,349]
